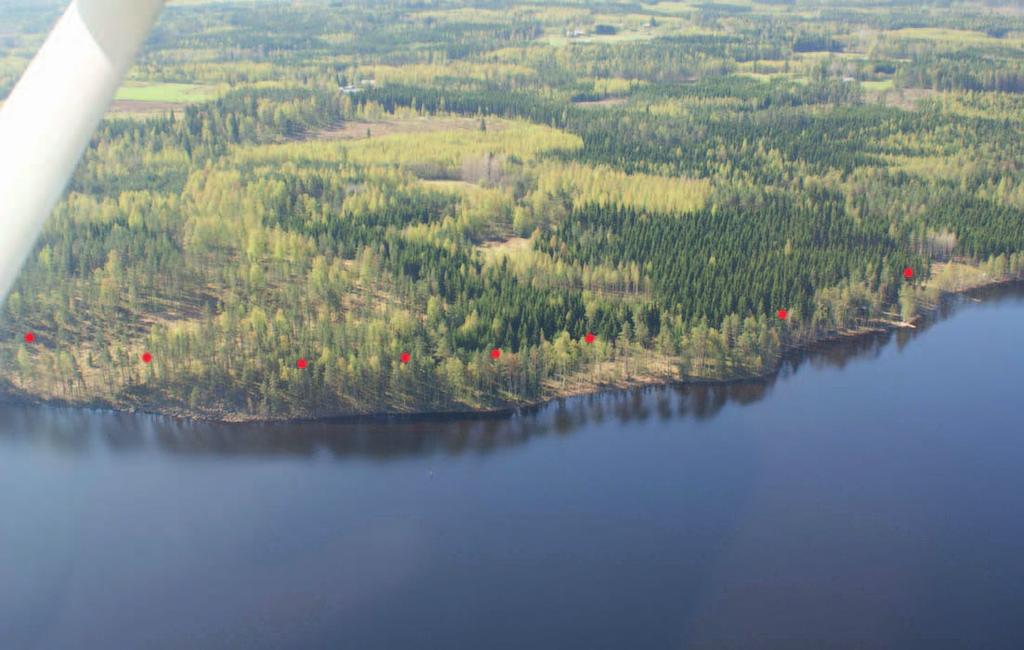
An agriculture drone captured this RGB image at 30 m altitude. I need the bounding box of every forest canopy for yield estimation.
[2,0,1024,420]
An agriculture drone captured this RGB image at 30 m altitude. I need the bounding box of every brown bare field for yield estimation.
[478,236,530,256]
[314,116,508,141]
[572,97,628,108]
[107,100,183,117]
[872,87,939,111]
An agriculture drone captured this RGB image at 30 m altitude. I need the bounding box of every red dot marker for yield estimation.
[141,352,153,364]
[490,348,502,360]
[777,309,788,321]
[296,358,308,369]
[24,332,35,344]
[903,266,914,279]
[400,352,411,364]
[584,332,596,344]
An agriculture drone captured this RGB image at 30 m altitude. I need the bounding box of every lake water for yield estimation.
[3,285,1024,649]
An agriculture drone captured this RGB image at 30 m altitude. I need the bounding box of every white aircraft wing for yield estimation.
[0,0,165,303]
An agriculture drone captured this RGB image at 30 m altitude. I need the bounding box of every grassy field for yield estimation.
[736,71,788,82]
[545,30,660,47]
[115,82,217,103]
[862,79,895,91]
[420,179,488,194]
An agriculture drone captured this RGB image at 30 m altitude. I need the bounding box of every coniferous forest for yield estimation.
[2,0,1024,420]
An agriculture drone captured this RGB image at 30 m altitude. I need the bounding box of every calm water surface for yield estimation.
[3,286,1024,649]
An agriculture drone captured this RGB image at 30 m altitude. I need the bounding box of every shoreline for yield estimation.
[3,275,1022,425]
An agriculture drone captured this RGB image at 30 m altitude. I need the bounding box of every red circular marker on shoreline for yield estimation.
[903,266,914,279]
[400,352,411,364]
[141,352,153,364]
[24,332,35,344]
[584,332,596,344]
[777,309,788,321]
[490,348,502,360]
[296,358,308,369]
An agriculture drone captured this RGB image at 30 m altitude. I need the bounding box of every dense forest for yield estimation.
[2,0,1024,420]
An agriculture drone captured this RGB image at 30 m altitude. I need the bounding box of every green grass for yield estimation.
[115,82,216,103]
[735,71,809,85]
[862,79,895,91]
[420,179,484,194]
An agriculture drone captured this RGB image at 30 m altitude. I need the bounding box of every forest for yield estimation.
[2,0,1024,420]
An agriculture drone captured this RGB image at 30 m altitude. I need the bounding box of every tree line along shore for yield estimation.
[2,0,1024,421]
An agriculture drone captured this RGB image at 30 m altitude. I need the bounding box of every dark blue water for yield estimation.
[3,286,1024,649]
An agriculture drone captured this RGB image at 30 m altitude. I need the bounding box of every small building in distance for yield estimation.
[339,79,376,94]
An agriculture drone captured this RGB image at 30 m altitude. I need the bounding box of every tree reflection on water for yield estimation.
[3,283,1021,461]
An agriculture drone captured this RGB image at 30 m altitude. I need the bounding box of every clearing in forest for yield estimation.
[314,116,506,141]
[108,81,219,115]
